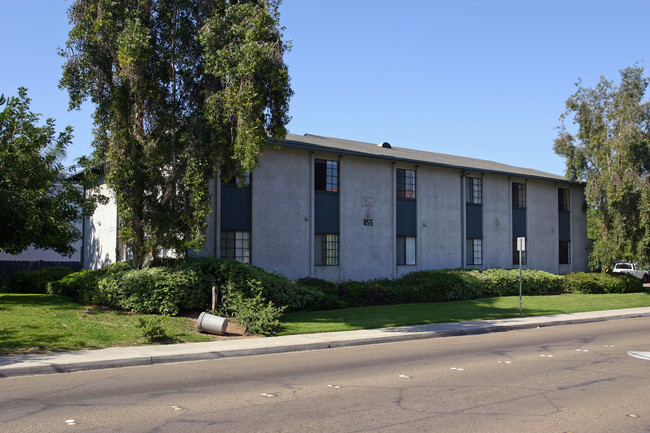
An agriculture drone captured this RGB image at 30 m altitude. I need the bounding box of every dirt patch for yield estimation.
[183,311,259,340]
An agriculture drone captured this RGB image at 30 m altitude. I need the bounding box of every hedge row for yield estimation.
[3,260,645,335]
[1,267,75,294]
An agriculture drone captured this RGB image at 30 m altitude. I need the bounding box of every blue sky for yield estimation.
[2,0,648,175]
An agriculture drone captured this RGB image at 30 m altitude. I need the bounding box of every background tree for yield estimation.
[554,65,650,269]
[60,0,292,268]
[0,88,88,256]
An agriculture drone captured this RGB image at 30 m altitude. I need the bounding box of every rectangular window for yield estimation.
[512,182,526,208]
[397,236,416,265]
[558,187,570,212]
[396,169,416,199]
[513,239,527,265]
[466,177,482,204]
[220,231,251,263]
[315,233,339,266]
[315,159,338,192]
[466,238,482,265]
[559,240,571,264]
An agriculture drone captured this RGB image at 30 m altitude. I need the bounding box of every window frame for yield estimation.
[558,187,570,212]
[396,169,416,199]
[466,177,482,205]
[466,238,483,266]
[220,230,251,264]
[512,182,526,209]
[315,159,339,193]
[397,236,416,265]
[315,233,339,266]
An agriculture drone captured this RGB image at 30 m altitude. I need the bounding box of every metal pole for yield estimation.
[519,249,523,317]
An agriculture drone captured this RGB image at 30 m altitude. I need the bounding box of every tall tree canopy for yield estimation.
[60,0,292,268]
[0,88,88,256]
[554,65,650,268]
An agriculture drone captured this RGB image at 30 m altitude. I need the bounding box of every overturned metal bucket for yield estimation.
[197,312,228,335]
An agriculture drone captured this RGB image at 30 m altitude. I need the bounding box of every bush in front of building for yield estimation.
[47,262,133,301]
[562,272,643,294]
[337,279,394,306]
[168,258,337,311]
[220,279,285,335]
[477,269,564,297]
[2,266,75,294]
[92,267,207,315]
[391,269,484,303]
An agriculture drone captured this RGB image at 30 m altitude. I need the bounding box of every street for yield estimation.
[2,317,650,432]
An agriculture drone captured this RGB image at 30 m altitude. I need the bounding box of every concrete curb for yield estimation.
[2,307,650,378]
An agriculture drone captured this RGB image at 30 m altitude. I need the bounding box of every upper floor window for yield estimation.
[397,169,416,199]
[315,159,338,192]
[466,177,482,204]
[512,182,526,208]
[558,188,570,212]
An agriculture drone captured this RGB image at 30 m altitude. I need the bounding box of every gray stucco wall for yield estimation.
[84,176,118,270]
[417,166,462,272]
[482,174,513,270]
[338,155,395,281]
[527,178,560,273]
[252,148,312,279]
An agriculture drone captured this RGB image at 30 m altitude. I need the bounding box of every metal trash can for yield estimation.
[197,312,228,335]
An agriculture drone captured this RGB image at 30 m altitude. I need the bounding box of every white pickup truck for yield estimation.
[612,262,650,282]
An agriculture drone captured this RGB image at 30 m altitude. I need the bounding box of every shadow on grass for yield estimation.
[0,293,81,309]
[278,297,572,335]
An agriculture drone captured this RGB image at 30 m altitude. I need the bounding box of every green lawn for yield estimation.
[277,292,650,335]
[3,292,650,355]
[0,293,213,355]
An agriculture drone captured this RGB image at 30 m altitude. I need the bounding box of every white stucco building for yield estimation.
[84,133,589,281]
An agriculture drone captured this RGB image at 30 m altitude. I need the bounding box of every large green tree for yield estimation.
[0,88,87,256]
[60,0,292,268]
[554,65,650,268]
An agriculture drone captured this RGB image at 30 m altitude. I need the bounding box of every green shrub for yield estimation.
[94,267,209,316]
[137,316,173,343]
[563,272,643,294]
[47,262,133,301]
[392,269,483,303]
[295,277,339,296]
[338,279,394,306]
[3,267,75,294]
[220,280,286,335]
[478,269,563,297]
[192,259,335,311]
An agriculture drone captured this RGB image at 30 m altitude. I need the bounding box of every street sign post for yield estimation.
[517,237,526,317]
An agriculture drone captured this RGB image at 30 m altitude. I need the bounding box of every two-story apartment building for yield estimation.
[84,133,589,281]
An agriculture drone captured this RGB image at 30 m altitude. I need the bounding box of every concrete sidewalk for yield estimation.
[2,307,650,378]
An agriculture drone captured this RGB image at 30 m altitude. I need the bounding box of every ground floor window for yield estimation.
[315,233,339,266]
[397,236,416,265]
[466,238,482,265]
[559,240,571,264]
[220,231,251,263]
[512,239,527,266]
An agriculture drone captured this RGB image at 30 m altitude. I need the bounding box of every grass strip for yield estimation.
[3,292,650,354]
[0,293,213,355]
[277,292,650,335]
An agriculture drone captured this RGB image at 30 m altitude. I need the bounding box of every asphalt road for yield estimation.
[2,317,650,432]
